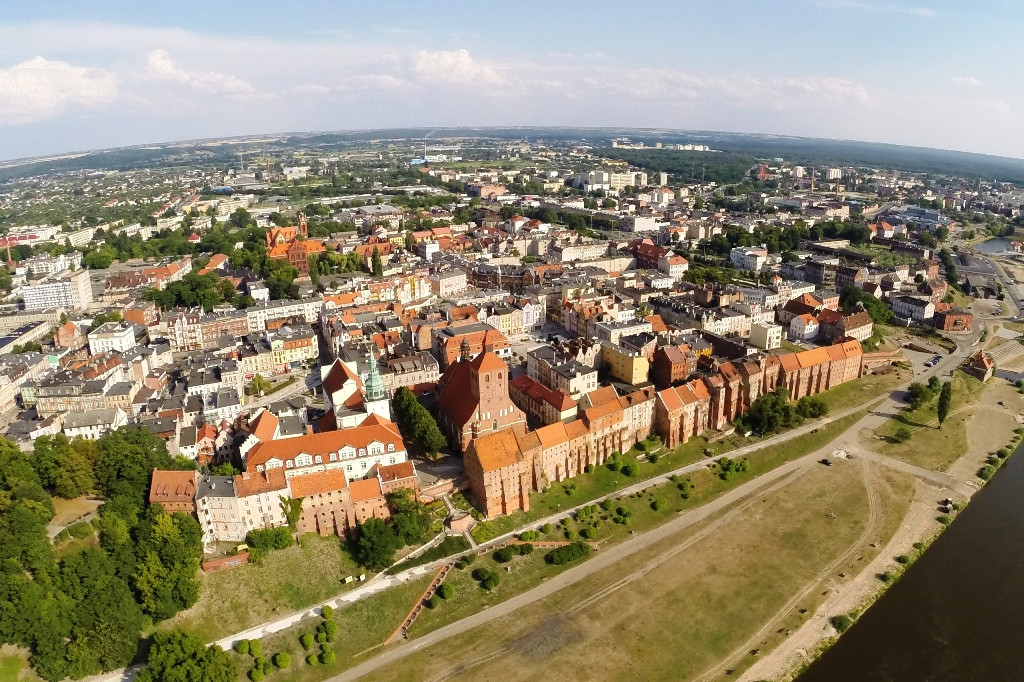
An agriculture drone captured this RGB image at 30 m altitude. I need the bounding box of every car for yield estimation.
[819,459,832,466]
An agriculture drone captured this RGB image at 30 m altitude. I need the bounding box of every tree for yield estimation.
[391,386,447,456]
[355,517,401,570]
[893,427,913,443]
[906,382,933,410]
[300,633,314,650]
[250,375,271,397]
[136,630,237,682]
[387,488,431,546]
[437,582,455,599]
[274,653,291,668]
[635,304,652,320]
[937,381,952,429]
[371,246,383,277]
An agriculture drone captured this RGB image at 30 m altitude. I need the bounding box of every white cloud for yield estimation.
[813,1,937,17]
[0,56,116,124]
[413,49,503,86]
[951,76,982,87]
[143,49,254,95]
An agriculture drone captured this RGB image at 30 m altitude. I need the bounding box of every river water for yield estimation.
[799,446,1024,681]
[975,237,1012,254]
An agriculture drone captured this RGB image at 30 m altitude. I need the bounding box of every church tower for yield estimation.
[363,347,392,420]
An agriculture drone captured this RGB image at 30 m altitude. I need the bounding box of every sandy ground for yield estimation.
[740,377,1024,682]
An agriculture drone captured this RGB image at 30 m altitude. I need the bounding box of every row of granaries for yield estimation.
[466,339,864,518]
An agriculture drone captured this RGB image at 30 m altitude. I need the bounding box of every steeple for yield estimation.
[365,347,385,402]
[460,338,472,362]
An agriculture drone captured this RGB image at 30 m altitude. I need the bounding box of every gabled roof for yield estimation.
[149,470,198,505]
[470,429,523,473]
[246,421,404,470]
[234,468,288,497]
[288,469,349,497]
[535,422,570,450]
[350,477,385,502]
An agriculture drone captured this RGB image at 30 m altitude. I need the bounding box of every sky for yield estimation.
[0,0,1021,161]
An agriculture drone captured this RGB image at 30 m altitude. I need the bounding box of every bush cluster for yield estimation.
[545,541,591,565]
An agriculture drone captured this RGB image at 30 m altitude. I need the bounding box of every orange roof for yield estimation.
[373,461,416,482]
[584,386,619,408]
[350,477,385,502]
[470,429,523,473]
[564,420,589,440]
[535,422,569,450]
[249,410,279,442]
[246,421,404,470]
[797,347,830,368]
[288,469,349,497]
[647,314,668,333]
[233,468,288,497]
[149,470,198,505]
[517,430,542,453]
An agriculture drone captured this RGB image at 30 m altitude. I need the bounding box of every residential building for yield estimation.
[88,322,138,355]
[892,295,936,321]
[934,308,973,333]
[21,270,93,311]
[749,322,783,350]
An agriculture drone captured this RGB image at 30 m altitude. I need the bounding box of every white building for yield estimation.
[749,322,783,350]
[88,322,137,355]
[789,313,820,341]
[21,270,93,311]
[63,407,128,440]
[892,295,935,321]
[658,253,689,280]
[729,247,768,271]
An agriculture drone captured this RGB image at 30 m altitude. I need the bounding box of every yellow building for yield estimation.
[600,343,649,386]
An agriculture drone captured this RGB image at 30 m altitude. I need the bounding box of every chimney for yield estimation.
[306,425,314,435]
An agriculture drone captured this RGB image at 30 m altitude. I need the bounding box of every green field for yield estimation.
[167,534,364,642]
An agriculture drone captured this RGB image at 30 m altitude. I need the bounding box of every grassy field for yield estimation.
[815,369,904,413]
[166,534,364,642]
[362,460,915,682]
[225,575,433,682]
[0,647,40,682]
[871,372,986,472]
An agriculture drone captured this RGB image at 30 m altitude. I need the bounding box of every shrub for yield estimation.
[249,640,262,658]
[425,596,437,609]
[601,499,614,512]
[830,614,854,634]
[584,464,594,473]
[892,427,913,443]
[519,530,541,541]
[321,605,334,619]
[541,523,553,534]
[68,521,93,539]
[620,464,636,477]
[463,553,476,565]
[652,499,667,511]
[454,560,466,570]
[978,465,997,481]
[895,555,910,565]
[472,567,492,582]
[250,669,264,682]
[606,460,621,472]
[545,541,592,565]
[493,547,517,563]
[610,451,621,460]
[648,453,659,464]
[300,633,314,651]
[324,620,339,640]
[306,654,319,666]
[274,653,291,669]
[235,640,250,656]
[519,542,534,555]
[437,582,455,600]
[997,448,1011,459]
[879,571,895,583]
[580,527,595,540]
[320,651,336,665]
[482,574,501,590]
[938,514,952,526]
[315,631,327,644]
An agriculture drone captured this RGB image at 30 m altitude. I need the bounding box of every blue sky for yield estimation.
[0,1,1020,160]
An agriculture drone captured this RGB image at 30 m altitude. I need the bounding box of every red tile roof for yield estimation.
[234,468,288,497]
[149,470,198,505]
[246,421,404,470]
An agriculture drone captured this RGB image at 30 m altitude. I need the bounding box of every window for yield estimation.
[315,455,322,464]
[387,443,395,452]
[286,460,293,468]
[330,452,337,462]
[358,448,366,457]
[346,465,352,472]
[493,420,499,431]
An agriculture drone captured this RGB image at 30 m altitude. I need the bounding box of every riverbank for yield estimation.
[740,374,1024,681]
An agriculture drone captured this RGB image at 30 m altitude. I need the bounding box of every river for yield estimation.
[799,446,1024,681]
[975,237,1013,254]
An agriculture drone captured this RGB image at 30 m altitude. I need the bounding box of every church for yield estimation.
[434,340,527,454]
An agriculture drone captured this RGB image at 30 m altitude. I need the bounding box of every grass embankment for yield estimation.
[225,576,433,682]
[366,460,915,682]
[0,646,41,682]
[471,371,896,544]
[167,534,364,642]
[871,372,985,472]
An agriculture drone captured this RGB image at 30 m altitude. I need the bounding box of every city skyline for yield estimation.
[0,1,1021,160]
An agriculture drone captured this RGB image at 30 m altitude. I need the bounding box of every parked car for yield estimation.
[820,458,832,466]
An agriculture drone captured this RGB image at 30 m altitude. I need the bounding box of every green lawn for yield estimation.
[872,372,985,471]
[816,369,905,413]
[226,575,433,682]
[167,534,365,642]
[0,649,40,682]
